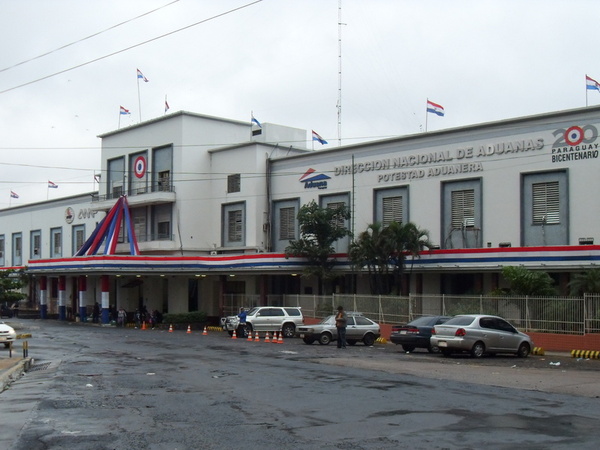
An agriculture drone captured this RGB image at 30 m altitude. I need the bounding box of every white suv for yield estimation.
[221,307,304,338]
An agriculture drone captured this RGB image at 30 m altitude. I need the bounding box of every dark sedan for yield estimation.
[390,315,451,353]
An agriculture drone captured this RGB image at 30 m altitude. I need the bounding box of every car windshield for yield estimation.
[408,316,438,326]
[246,307,259,316]
[319,315,336,325]
[443,315,476,326]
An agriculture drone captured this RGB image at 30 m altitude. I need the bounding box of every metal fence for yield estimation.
[221,293,600,335]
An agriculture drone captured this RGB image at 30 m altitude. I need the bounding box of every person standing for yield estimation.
[335,305,347,349]
[238,307,248,337]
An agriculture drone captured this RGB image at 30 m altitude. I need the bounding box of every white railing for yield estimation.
[221,293,600,335]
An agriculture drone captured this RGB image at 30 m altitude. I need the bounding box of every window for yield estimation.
[279,207,296,240]
[228,210,243,242]
[532,181,560,225]
[158,170,170,192]
[227,174,241,193]
[108,157,125,199]
[223,202,245,246]
[132,208,147,242]
[30,230,41,259]
[72,225,85,255]
[152,204,172,240]
[12,233,22,266]
[451,189,475,228]
[51,228,62,258]
[382,196,403,226]
[157,222,171,239]
[327,201,346,229]
[0,235,4,266]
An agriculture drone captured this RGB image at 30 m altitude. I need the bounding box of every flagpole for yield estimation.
[425,98,429,132]
[586,75,588,107]
[137,75,142,123]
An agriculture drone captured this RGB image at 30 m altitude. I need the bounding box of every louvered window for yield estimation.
[279,207,296,240]
[532,181,560,224]
[227,174,241,193]
[228,210,243,242]
[451,189,475,229]
[327,202,346,229]
[382,196,402,226]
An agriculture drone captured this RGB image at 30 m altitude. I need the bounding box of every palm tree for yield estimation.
[387,222,432,294]
[568,269,600,295]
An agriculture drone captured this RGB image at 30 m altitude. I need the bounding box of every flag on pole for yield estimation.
[312,130,328,145]
[251,113,262,128]
[586,75,600,91]
[137,68,149,82]
[165,98,170,113]
[10,191,19,199]
[48,180,58,188]
[426,100,445,116]
[94,174,101,184]
[120,106,131,115]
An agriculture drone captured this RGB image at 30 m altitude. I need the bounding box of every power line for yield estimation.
[0,0,180,75]
[0,0,263,96]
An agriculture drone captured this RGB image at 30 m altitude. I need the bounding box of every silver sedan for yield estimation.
[296,314,380,346]
[430,314,533,358]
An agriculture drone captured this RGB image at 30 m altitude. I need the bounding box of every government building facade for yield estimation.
[2,106,599,322]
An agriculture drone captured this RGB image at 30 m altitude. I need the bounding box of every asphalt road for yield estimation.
[1,320,599,449]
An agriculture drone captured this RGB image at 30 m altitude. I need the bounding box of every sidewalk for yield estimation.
[0,354,32,392]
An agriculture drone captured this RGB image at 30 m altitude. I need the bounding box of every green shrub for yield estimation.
[163,311,207,324]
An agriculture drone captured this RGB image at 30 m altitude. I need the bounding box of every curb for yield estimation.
[571,349,600,359]
[0,357,34,393]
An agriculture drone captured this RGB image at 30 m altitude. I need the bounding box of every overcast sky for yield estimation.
[2,0,600,208]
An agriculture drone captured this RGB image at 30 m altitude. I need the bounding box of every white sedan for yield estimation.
[0,321,16,348]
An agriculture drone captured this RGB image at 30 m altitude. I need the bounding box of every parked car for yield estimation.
[221,306,304,338]
[296,313,380,346]
[0,305,13,319]
[430,314,533,358]
[390,315,452,353]
[0,321,16,348]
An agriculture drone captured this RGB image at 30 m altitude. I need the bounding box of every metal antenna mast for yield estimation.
[337,0,343,146]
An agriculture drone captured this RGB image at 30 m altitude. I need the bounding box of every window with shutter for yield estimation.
[532,181,560,224]
[382,196,402,226]
[279,207,296,240]
[451,190,475,229]
[227,174,241,193]
[327,202,346,229]
[228,210,243,242]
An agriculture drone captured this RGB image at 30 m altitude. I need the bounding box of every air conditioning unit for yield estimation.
[210,250,218,256]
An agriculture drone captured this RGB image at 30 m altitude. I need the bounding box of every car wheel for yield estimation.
[282,323,295,338]
[427,345,440,354]
[302,337,314,345]
[347,340,357,346]
[318,332,332,345]
[402,345,416,353]
[363,333,375,346]
[471,341,485,358]
[245,324,253,337]
[517,342,530,358]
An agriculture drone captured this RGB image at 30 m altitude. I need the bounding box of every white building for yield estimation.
[2,107,600,322]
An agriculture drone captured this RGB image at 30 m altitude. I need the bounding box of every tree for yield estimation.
[285,200,351,294]
[0,268,28,306]
[349,221,431,295]
[500,266,557,296]
[568,268,600,295]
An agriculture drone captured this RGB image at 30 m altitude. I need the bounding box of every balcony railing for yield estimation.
[92,183,175,202]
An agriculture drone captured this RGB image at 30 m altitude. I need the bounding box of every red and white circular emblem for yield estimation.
[134,156,146,179]
[564,126,584,146]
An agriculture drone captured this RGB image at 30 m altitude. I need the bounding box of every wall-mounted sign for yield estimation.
[299,168,330,190]
[65,207,74,224]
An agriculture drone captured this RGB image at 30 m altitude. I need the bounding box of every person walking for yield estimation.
[335,305,347,349]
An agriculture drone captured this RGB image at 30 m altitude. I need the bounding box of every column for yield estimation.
[101,275,110,325]
[58,276,66,321]
[78,275,87,322]
[39,276,48,319]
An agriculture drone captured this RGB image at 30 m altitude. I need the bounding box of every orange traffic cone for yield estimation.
[141,321,146,330]
[202,326,208,335]
[278,332,284,344]
[254,331,260,342]
[232,329,237,339]
[272,331,279,343]
[168,324,173,333]
[187,325,192,334]
[247,330,253,341]
[264,332,270,343]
